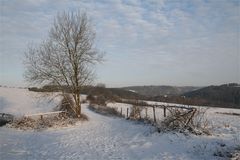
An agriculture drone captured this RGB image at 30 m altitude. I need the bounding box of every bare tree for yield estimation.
[24,11,103,117]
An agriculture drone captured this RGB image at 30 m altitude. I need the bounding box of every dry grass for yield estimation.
[56,94,76,117]
[159,107,210,135]
[8,112,88,131]
[129,105,143,120]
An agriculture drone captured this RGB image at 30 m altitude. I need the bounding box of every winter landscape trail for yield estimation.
[0,88,239,160]
[0,104,177,160]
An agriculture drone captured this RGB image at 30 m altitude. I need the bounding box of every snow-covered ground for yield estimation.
[0,87,240,160]
[0,87,61,116]
[107,102,240,129]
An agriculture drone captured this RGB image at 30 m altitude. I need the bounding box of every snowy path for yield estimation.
[0,104,195,160]
[1,88,239,160]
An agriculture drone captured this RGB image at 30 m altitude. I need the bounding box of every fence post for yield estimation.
[133,107,135,119]
[127,108,129,118]
[139,107,141,119]
[164,106,166,117]
[145,107,148,119]
[153,106,156,123]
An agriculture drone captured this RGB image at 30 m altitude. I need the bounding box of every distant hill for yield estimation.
[82,86,146,100]
[183,83,240,108]
[28,83,240,108]
[28,85,146,100]
[122,86,200,96]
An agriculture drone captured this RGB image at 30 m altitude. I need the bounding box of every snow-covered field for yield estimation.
[0,87,240,160]
[107,102,240,130]
[0,87,61,116]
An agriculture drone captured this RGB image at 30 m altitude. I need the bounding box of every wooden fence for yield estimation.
[24,111,67,119]
[112,104,196,124]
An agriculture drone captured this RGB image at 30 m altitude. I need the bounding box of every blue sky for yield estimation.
[0,0,239,87]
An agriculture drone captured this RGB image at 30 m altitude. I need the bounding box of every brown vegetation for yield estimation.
[129,105,143,120]
[8,113,88,131]
[88,105,120,117]
[160,107,210,135]
[87,94,107,106]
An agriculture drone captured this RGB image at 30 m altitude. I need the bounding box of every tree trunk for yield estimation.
[76,93,81,117]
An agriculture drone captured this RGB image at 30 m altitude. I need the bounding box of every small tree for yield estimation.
[24,11,103,117]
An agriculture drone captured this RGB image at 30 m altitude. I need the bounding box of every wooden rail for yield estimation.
[117,104,196,120]
[24,111,67,119]
[149,104,195,110]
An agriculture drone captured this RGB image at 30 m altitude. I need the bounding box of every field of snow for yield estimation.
[0,87,61,116]
[107,102,240,130]
[0,87,240,160]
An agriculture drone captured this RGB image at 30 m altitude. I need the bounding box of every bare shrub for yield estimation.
[129,105,143,120]
[8,113,87,131]
[56,94,76,117]
[95,95,107,106]
[160,107,210,135]
[193,108,210,133]
[88,105,120,117]
[108,95,121,103]
[54,94,89,119]
[10,117,36,130]
[88,95,106,106]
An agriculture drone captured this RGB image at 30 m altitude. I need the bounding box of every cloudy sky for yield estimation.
[0,0,239,87]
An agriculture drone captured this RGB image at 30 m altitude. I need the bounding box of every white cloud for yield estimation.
[0,0,239,87]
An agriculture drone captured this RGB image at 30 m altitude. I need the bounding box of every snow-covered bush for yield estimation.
[8,113,86,130]
[57,94,76,117]
[129,105,143,120]
[56,94,88,119]
[159,107,210,135]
